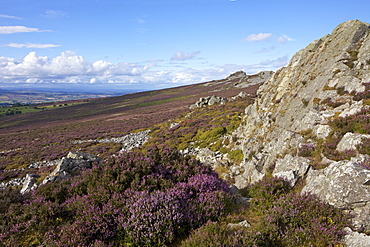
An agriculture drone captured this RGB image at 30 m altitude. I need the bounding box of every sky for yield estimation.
[0,0,369,92]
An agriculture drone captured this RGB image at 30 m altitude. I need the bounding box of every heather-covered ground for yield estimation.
[0,77,357,246]
[0,80,259,171]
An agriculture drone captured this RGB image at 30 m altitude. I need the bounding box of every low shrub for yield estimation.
[247,177,291,215]
[228,149,244,163]
[298,143,315,157]
[0,146,231,246]
[182,221,254,247]
[256,193,351,246]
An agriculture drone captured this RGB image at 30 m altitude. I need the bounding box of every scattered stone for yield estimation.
[119,130,151,152]
[0,177,26,190]
[20,174,40,194]
[190,95,228,109]
[180,147,229,170]
[71,130,151,153]
[227,220,251,229]
[28,159,61,169]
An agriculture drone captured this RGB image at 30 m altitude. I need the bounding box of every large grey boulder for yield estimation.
[272,154,311,186]
[336,132,370,152]
[302,157,370,230]
[42,151,101,185]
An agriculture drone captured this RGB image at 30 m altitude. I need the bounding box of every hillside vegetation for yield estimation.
[1,20,370,246]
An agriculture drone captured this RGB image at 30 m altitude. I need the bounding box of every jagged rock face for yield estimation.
[229,70,274,88]
[232,20,370,187]
[302,156,370,230]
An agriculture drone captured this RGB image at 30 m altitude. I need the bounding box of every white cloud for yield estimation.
[2,43,61,48]
[277,34,295,43]
[0,14,22,20]
[170,51,200,61]
[0,26,51,34]
[255,45,276,53]
[0,51,149,82]
[44,10,67,19]
[259,55,289,68]
[243,33,273,42]
[0,51,290,89]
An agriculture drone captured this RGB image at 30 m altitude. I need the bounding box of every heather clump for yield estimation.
[0,146,231,246]
[353,82,370,102]
[247,176,291,214]
[184,177,352,246]
[256,193,351,246]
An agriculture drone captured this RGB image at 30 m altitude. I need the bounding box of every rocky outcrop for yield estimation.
[302,156,370,231]
[226,70,274,87]
[190,95,228,109]
[42,151,102,185]
[232,20,370,188]
[72,130,151,153]
[226,20,370,239]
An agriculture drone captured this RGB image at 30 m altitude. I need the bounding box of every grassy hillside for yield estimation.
[0,78,259,172]
[0,75,353,246]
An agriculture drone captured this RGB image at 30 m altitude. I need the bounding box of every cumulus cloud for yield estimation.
[0,26,51,34]
[0,50,290,89]
[243,33,273,42]
[2,43,61,48]
[277,34,295,43]
[0,14,22,19]
[0,51,149,83]
[170,51,200,61]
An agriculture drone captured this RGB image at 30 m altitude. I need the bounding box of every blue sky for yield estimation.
[0,0,369,91]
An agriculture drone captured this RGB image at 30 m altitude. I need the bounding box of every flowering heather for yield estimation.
[247,176,291,214]
[258,193,351,246]
[185,177,352,247]
[0,146,231,246]
[353,82,370,101]
[298,143,315,157]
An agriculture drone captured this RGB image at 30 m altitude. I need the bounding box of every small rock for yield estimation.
[20,174,40,194]
[227,220,251,229]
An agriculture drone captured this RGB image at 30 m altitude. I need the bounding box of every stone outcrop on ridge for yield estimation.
[232,20,370,187]
[229,20,370,234]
